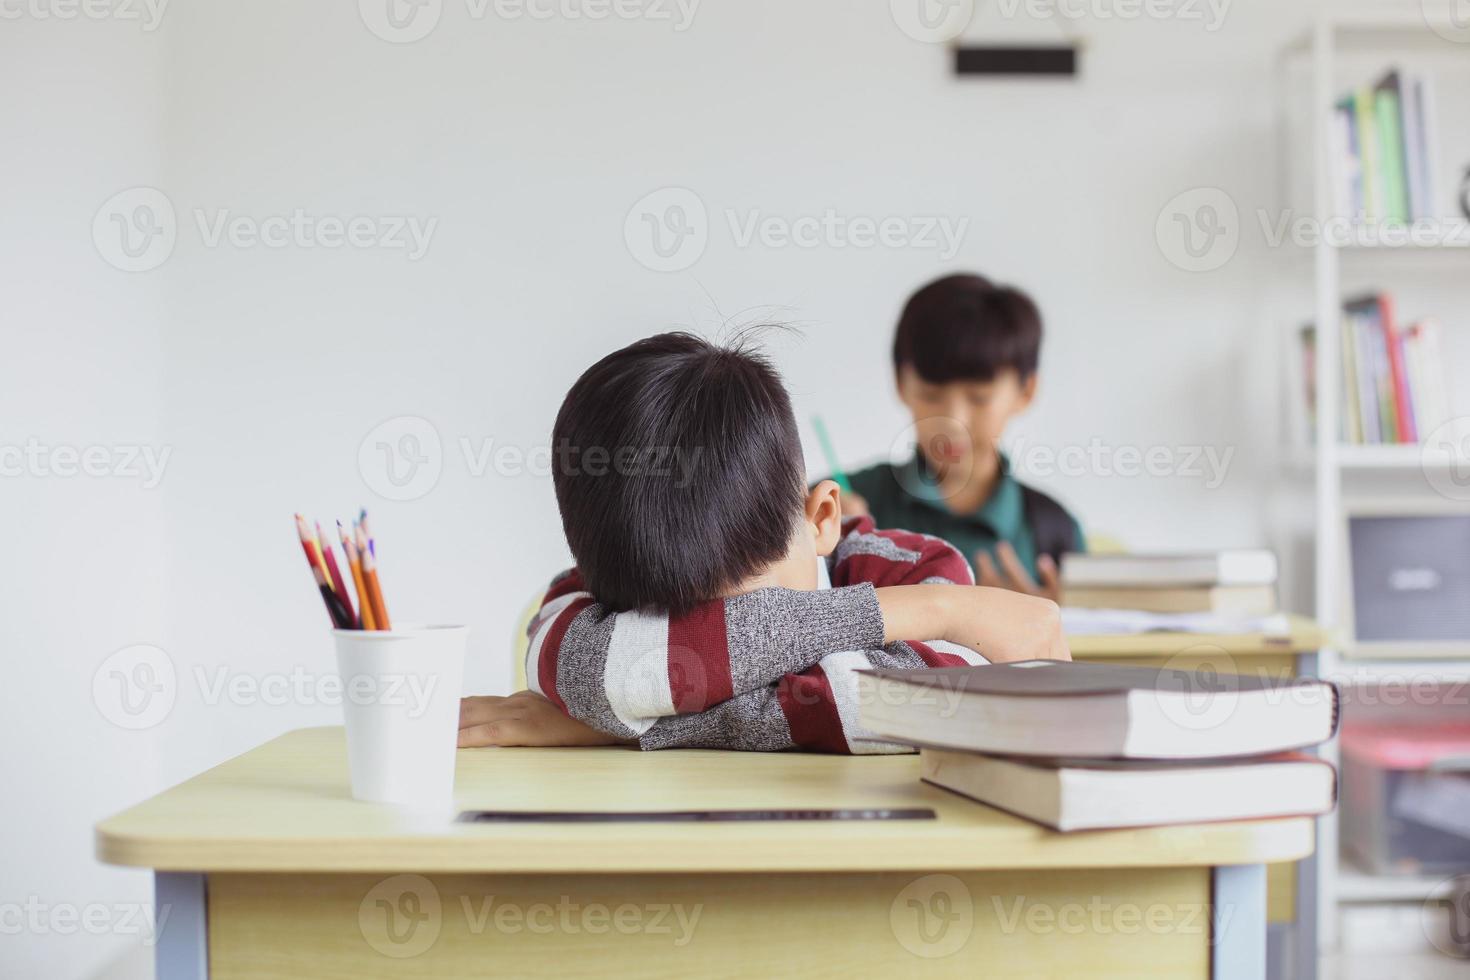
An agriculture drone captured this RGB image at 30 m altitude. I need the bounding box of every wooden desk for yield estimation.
[99,727,1312,979]
[1069,614,1331,660]
[1071,615,1331,980]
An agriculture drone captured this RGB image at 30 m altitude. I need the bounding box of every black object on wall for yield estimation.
[953,46,1078,77]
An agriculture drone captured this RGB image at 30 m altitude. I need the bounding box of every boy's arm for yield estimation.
[525,569,889,741]
[637,637,986,754]
[524,521,1066,746]
[523,518,973,737]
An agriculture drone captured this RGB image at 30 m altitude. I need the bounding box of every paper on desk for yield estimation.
[1060,607,1292,638]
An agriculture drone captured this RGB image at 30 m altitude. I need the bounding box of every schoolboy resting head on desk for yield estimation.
[459,331,1068,754]
[841,273,1086,601]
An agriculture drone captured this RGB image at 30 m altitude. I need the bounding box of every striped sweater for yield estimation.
[526,517,987,754]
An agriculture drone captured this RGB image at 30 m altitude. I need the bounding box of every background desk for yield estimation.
[98,728,1312,979]
[1072,614,1331,980]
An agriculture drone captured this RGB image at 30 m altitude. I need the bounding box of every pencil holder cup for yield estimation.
[333,625,467,810]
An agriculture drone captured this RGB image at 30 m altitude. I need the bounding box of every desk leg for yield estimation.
[156,872,209,980]
[1213,864,1266,980]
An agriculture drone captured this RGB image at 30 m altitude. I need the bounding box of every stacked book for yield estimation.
[1060,549,1278,616]
[858,660,1339,831]
[1330,69,1440,225]
[1300,297,1451,446]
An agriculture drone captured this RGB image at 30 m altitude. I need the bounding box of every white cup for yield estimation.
[333,624,467,810]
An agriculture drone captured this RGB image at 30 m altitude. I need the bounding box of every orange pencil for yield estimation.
[356,522,391,630]
[339,521,376,631]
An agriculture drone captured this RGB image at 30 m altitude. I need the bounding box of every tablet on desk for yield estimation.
[456,808,937,823]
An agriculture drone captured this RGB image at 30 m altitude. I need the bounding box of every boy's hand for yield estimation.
[458,691,633,748]
[975,542,1062,603]
[876,584,1071,664]
[839,489,870,518]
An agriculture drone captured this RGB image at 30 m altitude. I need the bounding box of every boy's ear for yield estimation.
[806,479,844,557]
[1016,372,1038,412]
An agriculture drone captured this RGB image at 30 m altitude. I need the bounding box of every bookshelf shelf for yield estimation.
[1286,444,1458,471]
[1335,444,1433,467]
[1276,9,1470,972]
[1337,859,1461,904]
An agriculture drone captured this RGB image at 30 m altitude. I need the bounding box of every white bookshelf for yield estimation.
[1278,5,1470,971]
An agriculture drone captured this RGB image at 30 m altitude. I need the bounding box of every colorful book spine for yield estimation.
[1332,69,1439,224]
[1374,74,1410,224]
[1353,89,1382,222]
[1377,294,1416,442]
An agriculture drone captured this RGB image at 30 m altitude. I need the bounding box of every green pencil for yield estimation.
[810,415,852,492]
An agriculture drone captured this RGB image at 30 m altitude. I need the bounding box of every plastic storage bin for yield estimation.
[1340,722,1470,876]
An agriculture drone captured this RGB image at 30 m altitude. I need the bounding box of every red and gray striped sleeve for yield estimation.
[749,518,984,754]
[526,520,985,753]
[525,571,887,741]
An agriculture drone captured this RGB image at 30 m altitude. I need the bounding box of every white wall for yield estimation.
[0,14,170,980]
[3,1,1348,975]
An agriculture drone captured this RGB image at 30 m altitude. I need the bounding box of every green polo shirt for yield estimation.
[846,454,1085,580]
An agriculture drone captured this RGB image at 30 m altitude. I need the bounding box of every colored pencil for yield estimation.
[810,415,853,492]
[357,522,391,630]
[359,508,376,559]
[316,521,357,628]
[295,515,353,629]
[339,521,377,631]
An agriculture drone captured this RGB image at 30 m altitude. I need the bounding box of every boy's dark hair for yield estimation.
[551,331,807,614]
[892,273,1043,384]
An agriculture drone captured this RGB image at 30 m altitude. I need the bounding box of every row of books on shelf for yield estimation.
[1330,69,1442,225]
[1300,293,1452,445]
